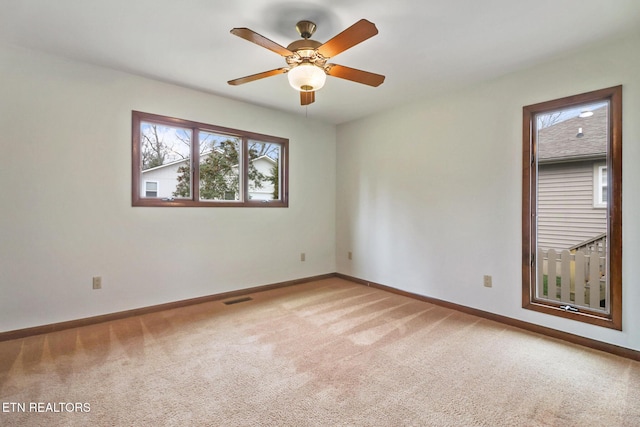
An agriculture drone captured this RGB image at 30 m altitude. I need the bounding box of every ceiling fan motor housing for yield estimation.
[286,21,327,76]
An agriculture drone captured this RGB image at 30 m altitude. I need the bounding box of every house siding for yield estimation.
[141,161,187,199]
[247,157,276,200]
[537,160,607,251]
[140,156,276,200]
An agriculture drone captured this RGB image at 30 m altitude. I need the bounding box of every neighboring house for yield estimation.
[141,158,188,199]
[141,154,277,201]
[536,106,608,252]
[246,155,279,201]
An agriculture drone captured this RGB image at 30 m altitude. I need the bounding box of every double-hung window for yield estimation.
[144,181,159,198]
[594,164,607,208]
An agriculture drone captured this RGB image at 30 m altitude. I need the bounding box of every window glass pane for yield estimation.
[198,132,241,201]
[248,140,281,201]
[535,101,609,311]
[145,181,158,198]
[133,111,289,208]
[140,122,192,199]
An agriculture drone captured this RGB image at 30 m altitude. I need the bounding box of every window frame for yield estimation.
[522,86,622,330]
[144,180,159,198]
[593,163,607,208]
[132,111,289,208]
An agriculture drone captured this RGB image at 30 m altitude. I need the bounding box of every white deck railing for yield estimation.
[538,248,607,311]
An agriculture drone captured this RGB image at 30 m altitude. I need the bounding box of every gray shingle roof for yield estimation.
[537,106,607,162]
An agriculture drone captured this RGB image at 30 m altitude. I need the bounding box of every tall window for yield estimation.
[132,111,288,207]
[522,86,622,330]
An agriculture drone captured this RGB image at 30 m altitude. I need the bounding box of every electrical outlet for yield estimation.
[92,276,102,290]
[483,275,492,288]
[348,251,352,260]
[300,253,306,262]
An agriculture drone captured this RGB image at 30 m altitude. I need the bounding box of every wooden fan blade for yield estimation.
[300,91,315,106]
[325,64,385,87]
[230,28,294,57]
[228,68,289,85]
[317,19,378,58]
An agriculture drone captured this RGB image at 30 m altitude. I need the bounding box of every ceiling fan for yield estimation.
[227,19,385,106]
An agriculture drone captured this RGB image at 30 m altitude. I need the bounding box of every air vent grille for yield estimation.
[223,297,253,305]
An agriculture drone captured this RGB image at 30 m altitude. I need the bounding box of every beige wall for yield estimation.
[336,32,640,351]
[0,42,337,332]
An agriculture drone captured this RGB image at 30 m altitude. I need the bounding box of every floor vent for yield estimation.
[223,297,253,305]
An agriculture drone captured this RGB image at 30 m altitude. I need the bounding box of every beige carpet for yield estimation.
[1,277,639,426]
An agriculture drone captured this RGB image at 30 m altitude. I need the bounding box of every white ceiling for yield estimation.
[1,0,639,125]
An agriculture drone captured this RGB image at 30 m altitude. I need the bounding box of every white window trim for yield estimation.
[144,180,159,198]
[593,163,607,208]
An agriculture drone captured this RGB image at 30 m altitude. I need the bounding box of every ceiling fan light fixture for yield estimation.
[287,63,326,92]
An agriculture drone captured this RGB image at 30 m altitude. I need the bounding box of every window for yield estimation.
[593,164,607,208]
[522,86,622,330]
[144,181,158,198]
[132,111,288,207]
